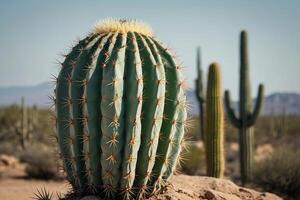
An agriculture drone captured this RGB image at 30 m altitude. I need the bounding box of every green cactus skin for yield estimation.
[55,22,187,199]
[195,47,205,140]
[224,30,264,185]
[205,63,224,178]
[149,39,187,192]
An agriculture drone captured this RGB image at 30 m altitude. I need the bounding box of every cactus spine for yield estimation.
[195,47,205,140]
[205,63,224,178]
[224,30,264,185]
[54,19,187,199]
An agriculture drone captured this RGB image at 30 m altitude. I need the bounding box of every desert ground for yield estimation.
[0,141,284,200]
[0,159,282,200]
[0,156,67,200]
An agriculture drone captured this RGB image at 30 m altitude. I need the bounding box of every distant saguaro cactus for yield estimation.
[54,19,187,199]
[224,30,264,185]
[16,97,37,150]
[20,96,28,149]
[270,107,287,138]
[205,63,224,178]
[195,47,205,140]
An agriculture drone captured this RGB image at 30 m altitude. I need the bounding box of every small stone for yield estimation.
[80,196,100,200]
[204,190,216,200]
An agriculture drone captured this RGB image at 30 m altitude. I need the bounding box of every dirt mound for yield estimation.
[77,175,282,200]
[149,175,282,200]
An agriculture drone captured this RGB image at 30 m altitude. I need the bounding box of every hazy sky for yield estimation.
[0,0,299,99]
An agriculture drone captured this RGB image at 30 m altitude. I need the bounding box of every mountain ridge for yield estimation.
[0,82,299,115]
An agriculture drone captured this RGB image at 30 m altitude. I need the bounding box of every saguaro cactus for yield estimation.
[20,96,28,149]
[195,47,205,140]
[16,97,37,149]
[224,30,264,185]
[54,19,187,199]
[205,63,224,178]
[270,107,287,138]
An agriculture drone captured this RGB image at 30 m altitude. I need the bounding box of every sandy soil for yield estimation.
[0,178,67,200]
[0,154,282,200]
[149,175,282,200]
[0,172,282,200]
[0,161,67,200]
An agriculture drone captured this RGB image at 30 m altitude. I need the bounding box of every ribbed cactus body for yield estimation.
[55,19,187,199]
[205,63,224,178]
[224,31,264,185]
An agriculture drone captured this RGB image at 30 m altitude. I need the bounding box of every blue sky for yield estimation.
[0,0,299,99]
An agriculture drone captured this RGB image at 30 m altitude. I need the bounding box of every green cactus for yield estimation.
[224,30,264,185]
[20,96,28,149]
[16,97,37,150]
[54,19,187,199]
[270,107,287,138]
[195,47,205,140]
[205,63,224,178]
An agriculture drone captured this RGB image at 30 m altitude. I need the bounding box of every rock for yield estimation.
[0,154,19,175]
[80,196,100,200]
[0,154,18,167]
[79,175,282,200]
[149,175,282,200]
[229,142,239,152]
[255,144,274,162]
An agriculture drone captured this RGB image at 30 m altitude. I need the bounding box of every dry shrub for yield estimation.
[253,146,300,199]
[180,141,205,175]
[20,148,61,180]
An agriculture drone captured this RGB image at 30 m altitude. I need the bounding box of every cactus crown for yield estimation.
[93,18,153,36]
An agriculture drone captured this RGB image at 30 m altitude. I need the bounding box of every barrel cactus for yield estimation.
[205,63,224,178]
[54,19,187,199]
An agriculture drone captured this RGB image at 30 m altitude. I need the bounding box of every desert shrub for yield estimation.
[253,147,300,199]
[0,105,23,146]
[224,117,238,142]
[0,106,54,151]
[19,148,61,180]
[187,116,239,142]
[0,142,17,155]
[33,187,53,200]
[181,141,205,175]
[253,115,300,146]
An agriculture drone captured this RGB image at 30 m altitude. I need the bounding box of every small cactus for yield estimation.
[54,19,187,199]
[224,30,264,184]
[33,188,53,200]
[205,63,224,178]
